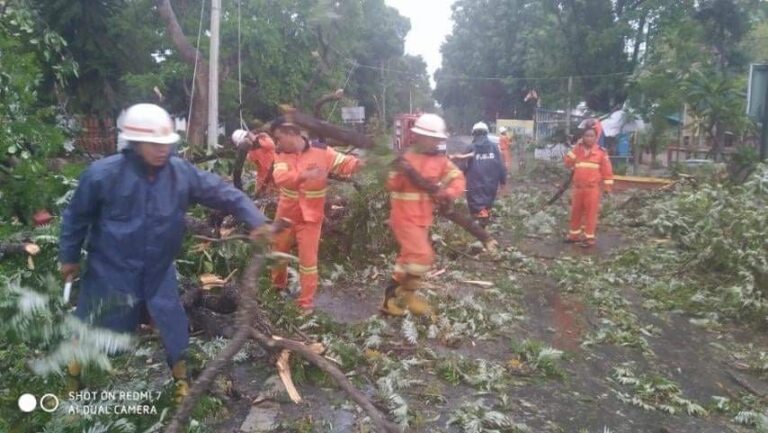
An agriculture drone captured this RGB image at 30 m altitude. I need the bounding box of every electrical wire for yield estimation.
[186,0,206,136]
[237,0,246,130]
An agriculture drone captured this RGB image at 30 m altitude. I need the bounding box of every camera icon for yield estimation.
[18,393,60,413]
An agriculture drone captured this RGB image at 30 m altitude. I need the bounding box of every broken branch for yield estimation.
[250,329,402,433]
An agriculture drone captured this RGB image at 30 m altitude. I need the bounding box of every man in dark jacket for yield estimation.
[59,104,269,402]
[451,122,507,227]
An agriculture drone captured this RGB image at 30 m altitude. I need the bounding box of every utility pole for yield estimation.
[207,0,221,153]
[381,60,387,124]
[565,76,573,138]
[409,86,413,114]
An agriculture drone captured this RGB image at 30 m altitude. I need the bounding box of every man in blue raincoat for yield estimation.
[59,103,269,402]
[451,122,507,228]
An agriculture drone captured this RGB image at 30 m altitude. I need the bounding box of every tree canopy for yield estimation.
[435,0,760,142]
[25,0,434,143]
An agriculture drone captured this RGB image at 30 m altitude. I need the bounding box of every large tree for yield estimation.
[30,0,431,148]
[628,0,753,161]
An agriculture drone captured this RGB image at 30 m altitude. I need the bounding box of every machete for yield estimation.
[544,170,574,207]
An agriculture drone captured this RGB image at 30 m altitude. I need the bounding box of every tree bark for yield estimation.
[155,0,208,150]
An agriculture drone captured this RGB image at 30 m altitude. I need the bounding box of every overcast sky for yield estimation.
[384,0,455,86]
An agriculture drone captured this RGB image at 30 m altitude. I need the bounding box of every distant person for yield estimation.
[59,104,271,402]
[231,128,277,196]
[564,126,614,247]
[498,127,513,172]
[583,117,605,149]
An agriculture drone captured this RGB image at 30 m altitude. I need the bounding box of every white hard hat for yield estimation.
[118,103,180,144]
[231,129,249,145]
[498,127,507,133]
[411,113,448,139]
[472,122,489,133]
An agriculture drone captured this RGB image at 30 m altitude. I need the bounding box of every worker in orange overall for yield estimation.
[269,117,361,314]
[382,113,466,316]
[498,127,513,172]
[564,126,613,247]
[231,129,277,195]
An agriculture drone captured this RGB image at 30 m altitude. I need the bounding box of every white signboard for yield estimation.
[341,106,365,123]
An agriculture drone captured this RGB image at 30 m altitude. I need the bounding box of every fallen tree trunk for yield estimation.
[279,105,374,149]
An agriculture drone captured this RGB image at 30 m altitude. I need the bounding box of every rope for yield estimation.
[328,62,357,120]
[187,0,206,138]
[237,0,246,130]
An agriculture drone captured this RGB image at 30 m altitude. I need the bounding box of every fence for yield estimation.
[533,108,584,142]
[533,144,570,162]
[75,116,116,155]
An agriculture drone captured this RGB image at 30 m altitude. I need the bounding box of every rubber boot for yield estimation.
[401,289,432,316]
[171,360,189,405]
[65,360,82,393]
[399,274,421,292]
[380,279,406,316]
[400,275,433,317]
[484,239,499,254]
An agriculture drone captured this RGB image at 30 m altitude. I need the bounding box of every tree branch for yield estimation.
[250,330,402,433]
[154,0,205,66]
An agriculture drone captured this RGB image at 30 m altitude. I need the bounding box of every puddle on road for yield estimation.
[521,275,590,352]
[550,290,587,351]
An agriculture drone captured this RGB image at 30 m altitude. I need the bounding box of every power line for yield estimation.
[344,58,633,83]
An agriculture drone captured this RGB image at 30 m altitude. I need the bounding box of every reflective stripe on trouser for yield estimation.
[569,186,601,240]
[390,222,434,282]
[271,221,323,309]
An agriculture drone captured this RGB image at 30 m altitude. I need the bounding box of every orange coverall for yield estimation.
[387,150,465,283]
[247,134,277,193]
[498,134,513,172]
[564,144,614,244]
[271,141,360,310]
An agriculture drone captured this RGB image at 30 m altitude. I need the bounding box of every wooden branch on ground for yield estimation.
[165,236,269,433]
[183,215,217,237]
[276,350,302,403]
[726,369,768,398]
[0,243,40,260]
[461,280,494,287]
[165,219,401,433]
[250,329,402,433]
